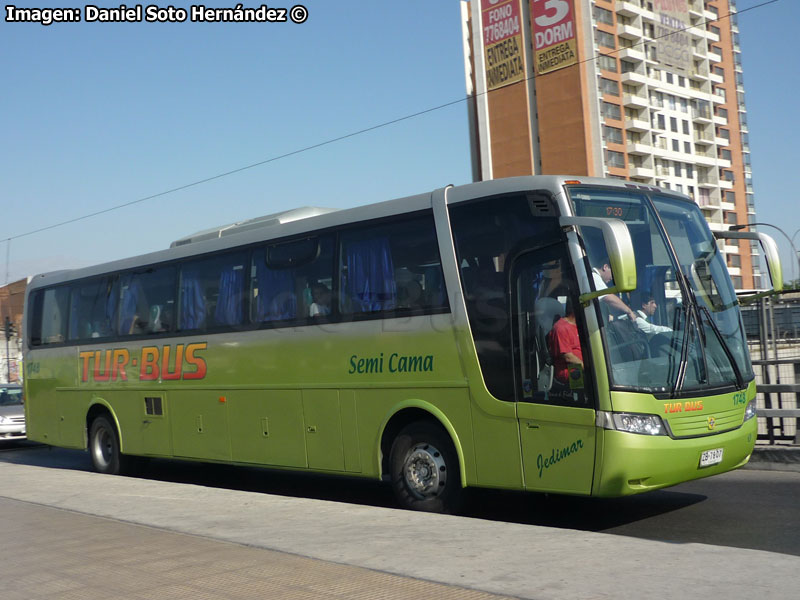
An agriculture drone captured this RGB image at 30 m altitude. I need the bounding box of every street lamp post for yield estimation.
[731,222,800,286]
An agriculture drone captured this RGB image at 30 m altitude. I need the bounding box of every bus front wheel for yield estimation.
[89,415,124,475]
[389,421,462,514]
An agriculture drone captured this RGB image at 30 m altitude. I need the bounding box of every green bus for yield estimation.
[23,176,782,513]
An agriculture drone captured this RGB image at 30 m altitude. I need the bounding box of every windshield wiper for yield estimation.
[698,305,744,389]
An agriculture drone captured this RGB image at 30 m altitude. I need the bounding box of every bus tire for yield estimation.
[389,421,462,514]
[89,415,125,475]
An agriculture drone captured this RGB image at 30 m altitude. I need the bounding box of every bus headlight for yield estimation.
[597,411,666,436]
[743,399,758,422]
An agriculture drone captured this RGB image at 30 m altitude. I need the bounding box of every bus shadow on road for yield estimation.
[462,487,707,530]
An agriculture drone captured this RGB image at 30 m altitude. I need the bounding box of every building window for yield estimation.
[720,148,732,161]
[603,125,624,145]
[596,30,616,49]
[600,77,620,97]
[601,101,622,121]
[725,212,738,225]
[725,191,736,203]
[598,54,617,72]
[670,117,678,132]
[728,254,741,268]
[674,162,682,176]
[672,139,680,152]
[684,141,692,154]
[686,164,694,179]
[605,149,626,168]
[593,5,614,25]
[682,120,690,135]
[657,114,666,129]
[666,72,674,84]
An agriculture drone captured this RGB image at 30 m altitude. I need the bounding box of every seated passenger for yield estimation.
[309,283,331,317]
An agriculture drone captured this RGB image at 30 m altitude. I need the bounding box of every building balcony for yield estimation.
[692,152,717,167]
[625,117,651,132]
[616,1,642,17]
[715,137,731,147]
[621,70,647,86]
[713,114,728,126]
[694,131,714,145]
[721,200,736,211]
[697,177,718,189]
[708,49,723,63]
[627,142,652,155]
[719,179,734,190]
[617,23,643,40]
[717,157,732,169]
[710,71,724,85]
[619,46,646,63]
[692,108,713,123]
[623,93,648,108]
[630,165,655,178]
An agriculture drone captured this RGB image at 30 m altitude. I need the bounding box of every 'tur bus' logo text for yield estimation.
[79,343,208,383]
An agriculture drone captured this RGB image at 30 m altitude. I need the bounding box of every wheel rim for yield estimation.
[402,442,447,499]
[92,425,113,469]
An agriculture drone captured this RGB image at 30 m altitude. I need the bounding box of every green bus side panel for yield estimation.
[469,400,522,489]
[170,391,231,461]
[228,390,306,468]
[302,389,345,471]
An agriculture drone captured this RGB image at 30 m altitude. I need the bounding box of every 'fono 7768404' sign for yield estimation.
[531,0,577,75]
[481,0,525,91]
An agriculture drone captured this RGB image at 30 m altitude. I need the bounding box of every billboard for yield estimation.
[654,0,691,73]
[481,0,525,91]
[531,0,577,75]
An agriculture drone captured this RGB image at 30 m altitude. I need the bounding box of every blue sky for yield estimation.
[2,0,798,284]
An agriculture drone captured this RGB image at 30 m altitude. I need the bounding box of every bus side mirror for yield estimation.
[713,230,783,296]
[559,216,637,302]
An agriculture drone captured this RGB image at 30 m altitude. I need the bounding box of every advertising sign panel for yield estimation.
[531,0,577,75]
[654,0,691,73]
[481,0,525,91]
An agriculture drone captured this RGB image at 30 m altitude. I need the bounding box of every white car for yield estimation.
[0,385,25,440]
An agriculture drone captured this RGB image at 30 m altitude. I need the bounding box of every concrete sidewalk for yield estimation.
[1,462,798,600]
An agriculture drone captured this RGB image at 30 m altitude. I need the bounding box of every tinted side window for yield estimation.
[339,215,448,317]
[179,251,248,332]
[68,277,118,341]
[30,287,70,346]
[449,195,561,401]
[251,236,334,324]
[118,267,176,336]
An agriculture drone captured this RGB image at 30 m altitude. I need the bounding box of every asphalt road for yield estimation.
[2,439,798,557]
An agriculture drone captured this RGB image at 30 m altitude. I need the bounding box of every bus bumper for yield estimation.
[593,417,757,497]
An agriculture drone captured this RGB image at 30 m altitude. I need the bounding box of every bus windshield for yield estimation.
[570,187,753,395]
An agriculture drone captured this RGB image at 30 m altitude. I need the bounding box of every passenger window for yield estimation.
[179,252,248,332]
[339,215,448,317]
[68,277,119,341]
[30,287,70,346]
[251,236,334,324]
[117,267,176,336]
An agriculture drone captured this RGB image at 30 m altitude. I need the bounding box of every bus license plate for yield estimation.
[699,448,723,468]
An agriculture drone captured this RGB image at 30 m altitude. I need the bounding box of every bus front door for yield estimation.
[511,248,597,495]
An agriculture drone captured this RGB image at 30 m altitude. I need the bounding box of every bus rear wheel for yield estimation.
[389,421,462,514]
[89,415,124,475]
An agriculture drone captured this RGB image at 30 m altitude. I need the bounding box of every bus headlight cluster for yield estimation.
[743,399,758,422]
[597,411,666,436]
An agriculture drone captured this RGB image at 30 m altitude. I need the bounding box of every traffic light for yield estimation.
[4,316,13,341]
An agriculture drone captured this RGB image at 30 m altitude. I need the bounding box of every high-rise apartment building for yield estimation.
[461,0,759,288]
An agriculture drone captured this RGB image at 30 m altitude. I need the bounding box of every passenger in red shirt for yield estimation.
[547,298,584,384]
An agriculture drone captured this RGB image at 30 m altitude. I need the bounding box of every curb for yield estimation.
[745,445,800,472]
